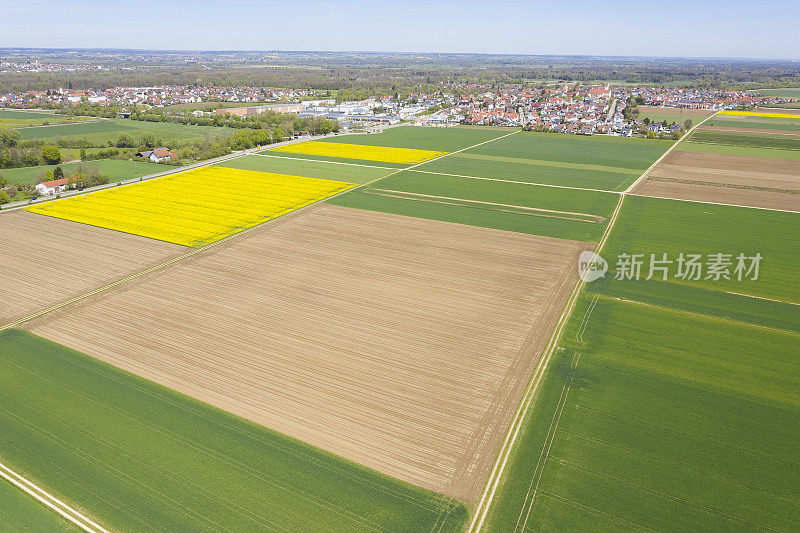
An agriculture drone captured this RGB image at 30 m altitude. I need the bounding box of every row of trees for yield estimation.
[0,145,62,169]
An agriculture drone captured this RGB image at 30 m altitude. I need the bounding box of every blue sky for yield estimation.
[2,0,798,59]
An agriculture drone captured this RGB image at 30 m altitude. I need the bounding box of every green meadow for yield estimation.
[0,329,467,533]
[17,119,234,143]
[0,109,87,127]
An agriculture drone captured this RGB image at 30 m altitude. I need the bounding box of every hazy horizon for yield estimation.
[2,0,798,61]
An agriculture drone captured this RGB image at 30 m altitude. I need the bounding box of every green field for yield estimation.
[0,158,162,185]
[0,478,78,532]
[485,194,800,531]
[332,169,620,240]
[0,329,467,533]
[637,111,706,125]
[760,88,800,99]
[676,140,800,160]
[17,119,234,143]
[707,115,800,131]
[0,109,87,127]
[324,125,514,151]
[689,130,800,151]
[415,132,672,191]
[326,131,674,240]
[214,154,396,184]
[600,196,800,303]
[328,186,608,241]
[485,295,800,532]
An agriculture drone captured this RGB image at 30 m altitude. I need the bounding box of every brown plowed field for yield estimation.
[0,210,183,324]
[25,204,587,502]
[633,150,800,211]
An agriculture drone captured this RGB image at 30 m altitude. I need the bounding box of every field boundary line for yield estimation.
[0,461,110,533]
[725,291,800,306]
[624,111,719,194]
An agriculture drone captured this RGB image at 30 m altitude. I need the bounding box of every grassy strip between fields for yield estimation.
[0,329,467,533]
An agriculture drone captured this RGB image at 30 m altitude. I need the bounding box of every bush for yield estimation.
[0,128,22,148]
[41,145,62,165]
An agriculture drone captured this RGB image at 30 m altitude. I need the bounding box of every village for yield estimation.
[1,81,794,138]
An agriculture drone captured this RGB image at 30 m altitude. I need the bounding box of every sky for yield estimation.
[2,0,799,60]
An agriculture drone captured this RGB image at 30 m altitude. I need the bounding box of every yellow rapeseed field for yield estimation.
[271,141,446,164]
[719,110,800,119]
[27,167,354,247]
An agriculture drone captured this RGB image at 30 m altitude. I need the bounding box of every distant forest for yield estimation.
[1,50,799,94]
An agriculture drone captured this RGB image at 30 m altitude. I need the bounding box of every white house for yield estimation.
[35,177,68,196]
[137,147,175,163]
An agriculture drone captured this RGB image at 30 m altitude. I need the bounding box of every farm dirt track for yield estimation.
[25,203,587,502]
[0,210,183,324]
[633,150,800,210]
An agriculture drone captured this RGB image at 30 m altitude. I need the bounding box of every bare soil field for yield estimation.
[637,105,715,117]
[0,210,183,324]
[633,150,800,210]
[697,125,800,138]
[25,204,587,502]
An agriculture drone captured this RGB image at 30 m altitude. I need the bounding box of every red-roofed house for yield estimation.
[35,177,69,196]
[137,147,175,162]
